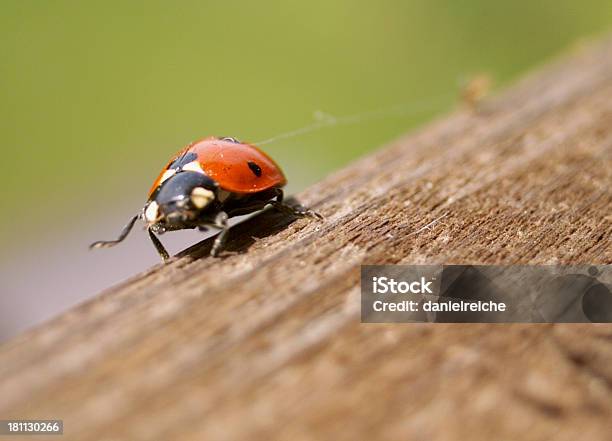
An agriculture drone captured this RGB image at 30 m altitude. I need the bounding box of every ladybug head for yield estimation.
[144,171,218,227]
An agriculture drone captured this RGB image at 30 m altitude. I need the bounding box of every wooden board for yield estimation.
[1,38,611,440]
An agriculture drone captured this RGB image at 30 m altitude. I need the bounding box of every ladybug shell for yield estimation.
[148,137,287,197]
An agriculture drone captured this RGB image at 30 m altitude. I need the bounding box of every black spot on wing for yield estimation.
[247,161,262,177]
[169,152,198,170]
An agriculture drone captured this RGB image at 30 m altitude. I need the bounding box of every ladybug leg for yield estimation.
[272,189,323,219]
[90,214,140,250]
[148,228,170,262]
[209,211,230,257]
[226,202,270,217]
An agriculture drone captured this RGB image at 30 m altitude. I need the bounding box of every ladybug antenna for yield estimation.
[89,213,141,250]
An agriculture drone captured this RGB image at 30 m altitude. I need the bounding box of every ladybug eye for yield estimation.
[247,161,262,177]
[220,137,240,143]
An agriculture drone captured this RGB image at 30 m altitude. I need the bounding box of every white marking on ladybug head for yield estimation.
[190,187,215,209]
[182,161,204,174]
[144,201,160,223]
[160,168,177,184]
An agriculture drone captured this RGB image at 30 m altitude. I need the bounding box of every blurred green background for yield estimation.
[2,0,612,245]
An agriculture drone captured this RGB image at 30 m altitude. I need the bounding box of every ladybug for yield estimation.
[91,136,320,261]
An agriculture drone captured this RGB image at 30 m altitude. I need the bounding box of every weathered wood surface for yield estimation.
[1,38,612,441]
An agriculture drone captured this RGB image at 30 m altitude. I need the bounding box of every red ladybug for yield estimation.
[91,137,320,261]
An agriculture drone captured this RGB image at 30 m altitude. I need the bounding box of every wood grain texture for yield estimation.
[1,38,612,441]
